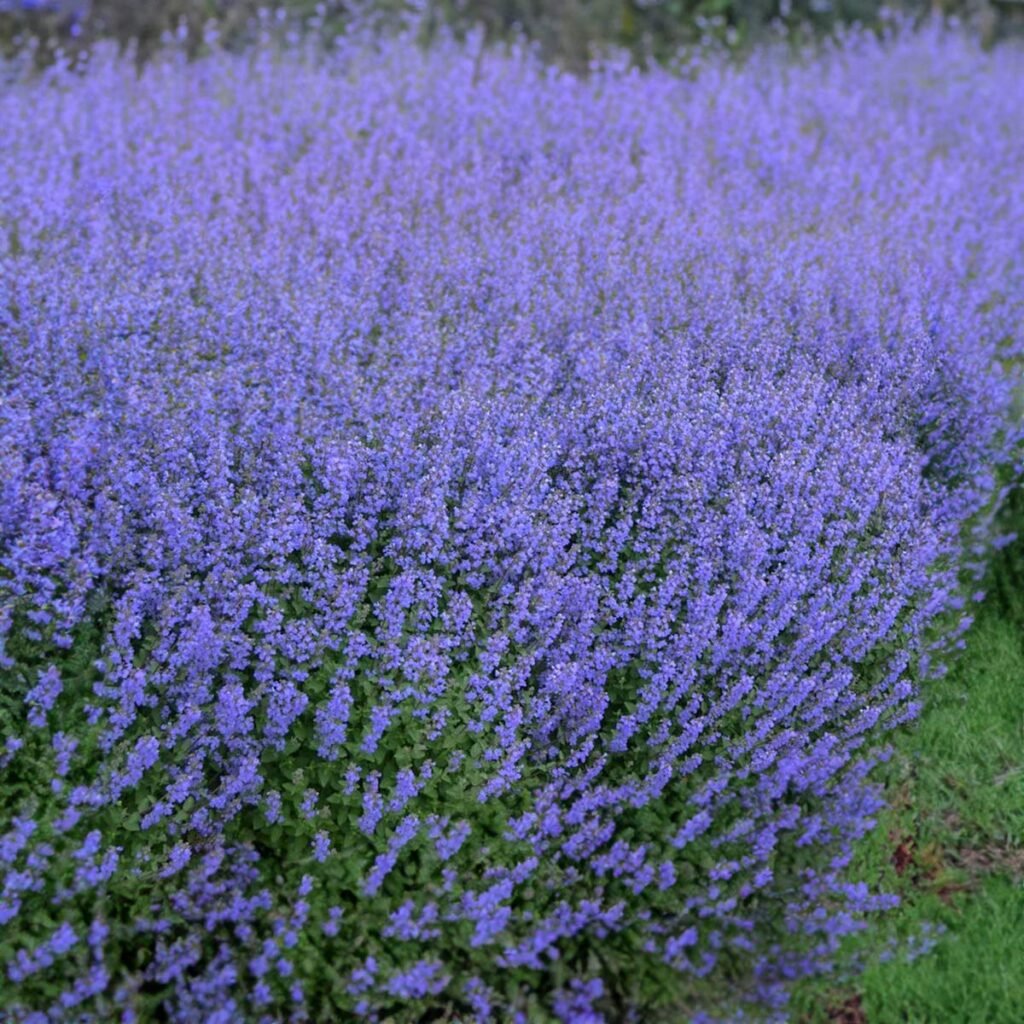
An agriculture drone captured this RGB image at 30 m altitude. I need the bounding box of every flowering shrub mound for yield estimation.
[1,27,1022,1024]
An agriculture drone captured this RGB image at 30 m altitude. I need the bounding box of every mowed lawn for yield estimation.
[794,517,1024,1023]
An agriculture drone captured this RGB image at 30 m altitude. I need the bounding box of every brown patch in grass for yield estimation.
[890,833,915,876]
[887,830,975,902]
[932,880,975,905]
[826,994,867,1024]
[955,844,1024,882]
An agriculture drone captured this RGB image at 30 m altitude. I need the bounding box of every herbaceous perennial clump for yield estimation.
[1,25,1023,1024]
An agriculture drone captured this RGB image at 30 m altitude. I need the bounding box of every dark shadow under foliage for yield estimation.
[0,0,1008,69]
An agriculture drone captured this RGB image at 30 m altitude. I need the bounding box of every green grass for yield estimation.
[858,875,1024,1022]
[792,523,1024,1023]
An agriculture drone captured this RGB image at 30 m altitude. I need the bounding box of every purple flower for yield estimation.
[311,831,331,863]
[25,666,62,727]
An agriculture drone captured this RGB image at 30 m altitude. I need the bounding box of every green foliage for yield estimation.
[0,0,966,70]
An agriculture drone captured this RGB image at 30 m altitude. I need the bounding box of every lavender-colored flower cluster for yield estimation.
[1,25,1022,1023]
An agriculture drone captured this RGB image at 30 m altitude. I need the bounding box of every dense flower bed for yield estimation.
[1,26,1022,1024]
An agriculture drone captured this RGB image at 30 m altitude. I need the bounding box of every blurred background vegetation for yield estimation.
[1,0,1020,68]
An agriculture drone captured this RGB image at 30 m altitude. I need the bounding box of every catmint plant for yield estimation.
[0,22,1022,1024]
